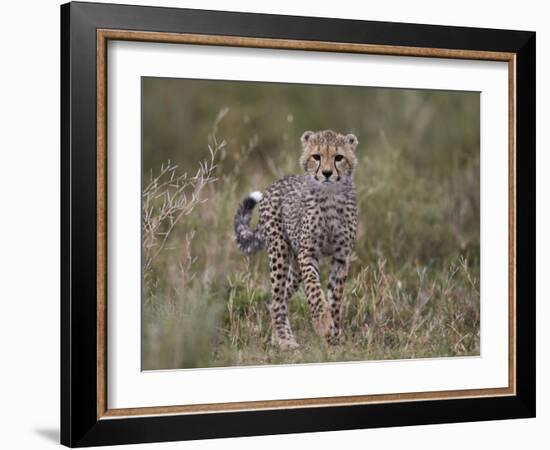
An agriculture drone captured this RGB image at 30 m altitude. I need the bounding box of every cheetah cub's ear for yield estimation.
[346,133,359,151]
[301,130,315,147]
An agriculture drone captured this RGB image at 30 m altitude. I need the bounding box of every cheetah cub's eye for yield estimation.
[334,154,344,162]
[312,154,321,161]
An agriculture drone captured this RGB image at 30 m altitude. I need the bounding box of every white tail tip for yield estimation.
[249,191,263,202]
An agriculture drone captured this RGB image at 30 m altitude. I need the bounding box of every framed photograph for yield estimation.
[61,1,535,447]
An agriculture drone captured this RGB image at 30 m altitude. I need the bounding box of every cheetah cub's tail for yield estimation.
[234,191,264,255]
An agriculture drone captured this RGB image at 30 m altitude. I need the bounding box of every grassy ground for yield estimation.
[141,79,480,370]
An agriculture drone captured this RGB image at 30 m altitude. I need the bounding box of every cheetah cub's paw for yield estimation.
[271,334,300,350]
[314,310,336,341]
[326,329,344,346]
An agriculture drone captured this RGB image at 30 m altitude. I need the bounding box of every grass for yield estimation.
[141,79,480,370]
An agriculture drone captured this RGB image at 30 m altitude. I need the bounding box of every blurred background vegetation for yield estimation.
[141,77,480,370]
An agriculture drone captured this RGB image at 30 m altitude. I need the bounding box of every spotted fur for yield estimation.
[234,130,359,348]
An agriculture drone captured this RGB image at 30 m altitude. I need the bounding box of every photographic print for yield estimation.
[141,77,480,370]
[62,5,535,444]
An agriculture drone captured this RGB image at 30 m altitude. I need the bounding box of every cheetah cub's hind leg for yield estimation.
[273,254,302,348]
[268,240,299,349]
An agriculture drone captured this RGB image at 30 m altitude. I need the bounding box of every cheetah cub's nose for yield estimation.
[322,170,333,179]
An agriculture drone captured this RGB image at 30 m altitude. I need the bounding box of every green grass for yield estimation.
[141,79,480,370]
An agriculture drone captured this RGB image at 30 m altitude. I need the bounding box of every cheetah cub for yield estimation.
[234,129,358,349]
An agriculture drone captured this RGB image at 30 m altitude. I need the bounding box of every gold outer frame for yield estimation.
[96,29,516,420]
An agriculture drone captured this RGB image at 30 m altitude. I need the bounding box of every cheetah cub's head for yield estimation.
[299,130,358,185]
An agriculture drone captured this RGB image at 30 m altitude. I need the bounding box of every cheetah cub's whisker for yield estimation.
[234,130,359,348]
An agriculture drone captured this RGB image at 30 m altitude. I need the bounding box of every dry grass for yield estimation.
[142,139,222,295]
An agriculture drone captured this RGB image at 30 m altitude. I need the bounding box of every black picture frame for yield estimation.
[61,1,535,447]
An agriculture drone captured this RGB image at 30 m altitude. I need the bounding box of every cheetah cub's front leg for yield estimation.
[298,252,337,342]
